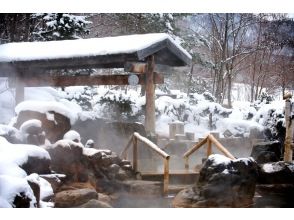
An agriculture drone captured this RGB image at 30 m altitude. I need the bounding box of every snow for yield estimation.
[262,163,284,173]
[19,119,42,134]
[209,154,232,166]
[15,100,81,125]
[0,33,192,62]
[50,139,84,149]
[63,130,81,143]
[0,136,50,167]
[0,175,36,208]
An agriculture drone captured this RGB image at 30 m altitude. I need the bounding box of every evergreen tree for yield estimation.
[33,13,91,41]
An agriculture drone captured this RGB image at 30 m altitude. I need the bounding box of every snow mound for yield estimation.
[63,130,81,143]
[15,100,81,125]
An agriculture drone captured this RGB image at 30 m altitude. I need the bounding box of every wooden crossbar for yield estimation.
[183,133,236,170]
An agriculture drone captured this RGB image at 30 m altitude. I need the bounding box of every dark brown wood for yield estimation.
[133,135,138,172]
[284,98,293,162]
[19,73,164,87]
[124,62,146,73]
[145,56,156,134]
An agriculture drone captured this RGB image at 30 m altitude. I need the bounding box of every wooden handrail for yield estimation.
[183,133,236,170]
[120,132,170,195]
[133,132,170,159]
[183,136,208,158]
[207,134,235,159]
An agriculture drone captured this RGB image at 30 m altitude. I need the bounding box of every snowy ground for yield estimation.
[0,82,287,140]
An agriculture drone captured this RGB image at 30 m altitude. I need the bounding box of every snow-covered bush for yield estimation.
[33,13,91,41]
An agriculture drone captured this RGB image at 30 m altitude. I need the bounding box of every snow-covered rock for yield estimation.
[173,154,258,208]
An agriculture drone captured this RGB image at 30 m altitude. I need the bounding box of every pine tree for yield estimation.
[33,13,91,41]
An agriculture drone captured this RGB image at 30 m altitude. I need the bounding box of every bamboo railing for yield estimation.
[121,132,170,195]
[183,133,236,170]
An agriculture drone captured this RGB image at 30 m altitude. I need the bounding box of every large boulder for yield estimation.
[250,141,282,164]
[46,140,87,182]
[15,110,71,143]
[258,161,294,184]
[54,188,98,208]
[173,154,258,208]
[46,139,136,193]
[77,199,112,208]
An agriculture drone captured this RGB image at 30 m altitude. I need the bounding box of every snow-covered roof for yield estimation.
[0,33,191,73]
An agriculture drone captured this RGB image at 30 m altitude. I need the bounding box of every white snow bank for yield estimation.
[209,154,232,166]
[63,130,81,143]
[0,33,191,62]
[216,118,263,138]
[262,163,284,173]
[19,119,42,134]
[50,139,84,150]
[15,100,81,125]
[0,175,36,208]
[0,136,50,167]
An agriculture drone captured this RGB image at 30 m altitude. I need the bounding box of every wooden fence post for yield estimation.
[133,136,138,172]
[284,97,293,162]
[207,138,212,157]
[163,158,170,195]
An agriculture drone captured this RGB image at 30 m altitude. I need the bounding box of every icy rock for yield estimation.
[258,161,294,184]
[173,154,258,208]
[250,141,282,164]
[15,110,71,143]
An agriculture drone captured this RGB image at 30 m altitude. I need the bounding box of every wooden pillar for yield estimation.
[15,73,24,105]
[184,157,189,170]
[145,55,155,134]
[133,136,138,172]
[284,97,293,162]
[163,157,170,195]
[207,138,212,157]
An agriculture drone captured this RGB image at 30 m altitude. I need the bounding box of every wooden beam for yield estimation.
[18,73,164,87]
[145,56,156,134]
[133,132,169,159]
[124,62,146,73]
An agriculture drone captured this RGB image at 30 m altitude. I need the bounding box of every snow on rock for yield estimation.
[19,119,42,134]
[63,130,81,143]
[208,154,232,166]
[0,136,50,167]
[15,100,80,125]
[0,124,23,143]
[0,175,36,208]
[0,33,191,62]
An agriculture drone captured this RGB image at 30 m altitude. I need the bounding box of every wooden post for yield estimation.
[207,138,212,157]
[133,136,138,172]
[145,55,155,134]
[163,158,170,195]
[284,97,293,162]
[184,157,189,170]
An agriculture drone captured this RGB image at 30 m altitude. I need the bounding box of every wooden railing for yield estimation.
[183,133,236,170]
[121,132,170,195]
